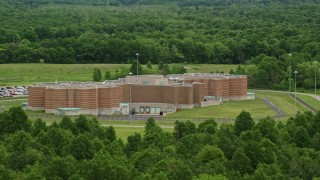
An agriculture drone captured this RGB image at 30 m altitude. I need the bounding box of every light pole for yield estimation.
[136,53,139,76]
[128,72,133,124]
[313,60,318,109]
[294,70,298,114]
[129,82,132,124]
[288,53,292,92]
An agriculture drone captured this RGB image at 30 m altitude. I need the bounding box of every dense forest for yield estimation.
[1,106,320,179]
[1,0,320,88]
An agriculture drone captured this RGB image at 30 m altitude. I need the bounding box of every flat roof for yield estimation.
[168,73,246,80]
[30,73,245,89]
[31,81,120,89]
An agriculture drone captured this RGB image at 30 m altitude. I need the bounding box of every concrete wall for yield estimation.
[47,109,99,116]
[129,103,178,115]
[126,75,168,85]
[200,100,222,107]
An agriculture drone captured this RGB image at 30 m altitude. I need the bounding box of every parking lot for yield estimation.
[0,86,28,98]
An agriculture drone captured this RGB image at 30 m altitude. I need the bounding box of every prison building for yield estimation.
[169,73,248,100]
[28,73,251,116]
[28,83,122,115]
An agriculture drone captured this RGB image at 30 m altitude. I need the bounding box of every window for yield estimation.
[143,80,149,85]
[145,106,150,113]
[140,106,145,113]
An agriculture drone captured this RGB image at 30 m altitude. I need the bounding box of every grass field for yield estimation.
[296,93,320,110]
[0,63,240,86]
[184,64,242,73]
[0,98,28,110]
[167,98,277,119]
[0,64,129,86]
[253,90,308,115]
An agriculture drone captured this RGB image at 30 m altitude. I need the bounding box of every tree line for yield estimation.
[1,106,320,179]
[0,0,320,89]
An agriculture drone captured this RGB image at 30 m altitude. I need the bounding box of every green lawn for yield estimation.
[0,98,28,110]
[184,64,242,74]
[167,98,276,120]
[0,64,130,86]
[296,93,320,110]
[0,63,241,86]
[253,90,308,115]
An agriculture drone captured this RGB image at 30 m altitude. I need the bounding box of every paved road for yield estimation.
[259,97,285,117]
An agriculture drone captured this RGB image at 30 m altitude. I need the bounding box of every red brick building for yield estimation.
[28,74,250,115]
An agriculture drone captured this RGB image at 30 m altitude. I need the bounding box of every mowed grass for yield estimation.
[0,98,28,109]
[184,64,241,73]
[167,98,276,119]
[253,90,308,115]
[296,93,320,110]
[0,64,130,86]
[0,63,240,86]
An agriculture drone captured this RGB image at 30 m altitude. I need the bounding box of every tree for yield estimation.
[197,119,217,134]
[133,147,162,173]
[173,120,196,140]
[230,148,253,175]
[170,65,187,74]
[143,118,172,149]
[0,107,31,136]
[158,61,165,70]
[163,64,171,75]
[195,145,227,175]
[39,59,44,63]
[130,60,143,75]
[32,118,47,136]
[257,56,284,85]
[125,133,142,156]
[92,67,102,82]
[294,126,310,148]
[147,61,152,69]
[105,126,116,142]
[69,134,94,160]
[234,111,255,136]
[43,156,77,179]
[254,117,278,143]
[74,115,90,133]
[149,158,193,180]
[81,151,132,180]
[59,116,78,134]
[104,70,112,80]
